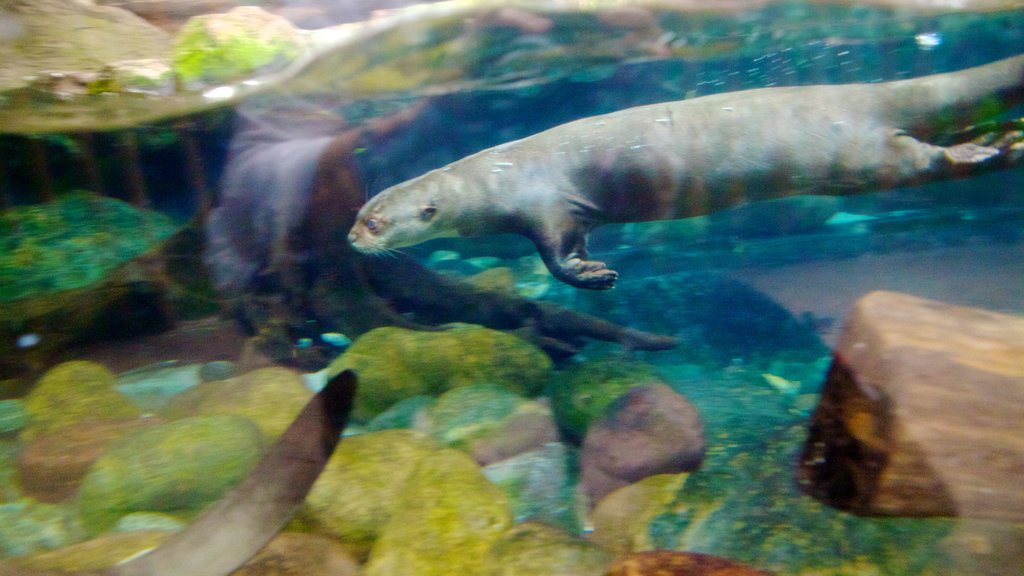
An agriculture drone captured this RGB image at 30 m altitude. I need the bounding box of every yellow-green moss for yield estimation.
[21,361,141,442]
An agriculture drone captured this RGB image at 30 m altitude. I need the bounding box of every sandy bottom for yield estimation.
[728,241,1024,346]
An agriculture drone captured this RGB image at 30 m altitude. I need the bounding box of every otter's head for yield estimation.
[347,173,458,254]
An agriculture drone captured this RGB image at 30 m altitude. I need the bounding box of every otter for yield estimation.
[349,55,1024,289]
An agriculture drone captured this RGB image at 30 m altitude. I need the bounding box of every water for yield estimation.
[1,1,1023,574]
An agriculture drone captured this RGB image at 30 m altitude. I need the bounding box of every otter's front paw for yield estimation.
[562,256,619,290]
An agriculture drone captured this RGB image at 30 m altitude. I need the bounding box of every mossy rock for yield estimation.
[428,383,532,448]
[365,395,434,432]
[162,366,312,442]
[296,429,441,559]
[173,6,306,87]
[0,192,179,303]
[20,361,141,442]
[329,324,551,421]
[548,358,667,442]
[483,443,582,535]
[0,497,85,558]
[485,522,612,576]
[76,414,263,535]
[589,473,690,557]
[362,448,512,576]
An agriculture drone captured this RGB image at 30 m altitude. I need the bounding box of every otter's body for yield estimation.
[350,55,1024,289]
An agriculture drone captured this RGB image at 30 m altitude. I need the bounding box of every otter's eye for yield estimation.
[420,204,437,221]
[365,217,380,233]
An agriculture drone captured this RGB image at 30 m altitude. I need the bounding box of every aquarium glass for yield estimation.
[0,1,1022,574]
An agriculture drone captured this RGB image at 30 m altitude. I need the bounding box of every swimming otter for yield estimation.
[204,105,676,366]
[349,55,1024,289]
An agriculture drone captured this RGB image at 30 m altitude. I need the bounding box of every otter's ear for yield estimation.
[420,202,437,221]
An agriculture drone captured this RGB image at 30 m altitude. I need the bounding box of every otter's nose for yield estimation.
[347,231,358,245]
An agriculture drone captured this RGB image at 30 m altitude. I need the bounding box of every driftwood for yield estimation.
[798,291,1024,520]
[205,106,676,369]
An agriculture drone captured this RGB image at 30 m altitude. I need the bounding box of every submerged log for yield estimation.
[798,290,1024,520]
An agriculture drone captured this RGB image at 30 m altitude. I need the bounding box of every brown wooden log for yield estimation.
[798,290,1024,520]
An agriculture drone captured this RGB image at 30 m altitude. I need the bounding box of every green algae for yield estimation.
[329,324,551,421]
[75,415,263,535]
[20,361,140,442]
[0,192,179,303]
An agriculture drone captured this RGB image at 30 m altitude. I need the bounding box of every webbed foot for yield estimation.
[559,255,619,290]
[944,142,999,165]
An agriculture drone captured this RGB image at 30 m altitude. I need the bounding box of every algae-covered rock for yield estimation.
[76,414,263,535]
[362,448,512,576]
[329,324,551,421]
[483,443,582,534]
[19,417,161,503]
[485,522,612,576]
[0,193,180,304]
[162,367,311,442]
[365,395,434,432]
[298,429,440,558]
[548,358,667,442]
[428,383,556,464]
[589,473,689,557]
[173,6,307,87]
[233,532,360,576]
[0,400,27,435]
[20,361,141,442]
[0,497,84,557]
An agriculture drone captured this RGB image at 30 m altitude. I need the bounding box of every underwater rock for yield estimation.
[799,290,1024,521]
[115,362,203,412]
[0,194,182,384]
[589,473,689,557]
[329,324,551,421]
[162,366,312,442]
[20,361,141,442]
[172,6,307,88]
[18,418,161,503]
[0,400,26,435]
[548,358,667,443]
[607,550,773,576]
[428,383,557,465]
[484,521,612,576]
[362,448,512,576]
[198,359,237,382]
[298,429,440,558]
[579,384,704,505]
[230,532,359,576]
[0,0,171,94]
[0,497,84,558]
[365,395,434,432]
[76,414,264,535]
[483,442,582,534]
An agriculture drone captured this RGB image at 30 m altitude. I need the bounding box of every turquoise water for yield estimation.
[1,2,1022,574]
